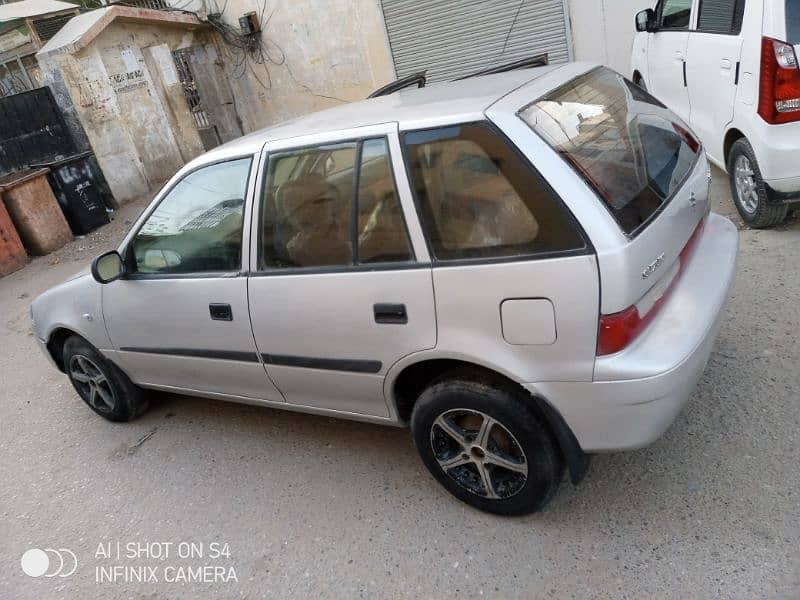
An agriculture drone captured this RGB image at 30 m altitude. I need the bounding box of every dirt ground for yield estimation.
[1,167,798,599]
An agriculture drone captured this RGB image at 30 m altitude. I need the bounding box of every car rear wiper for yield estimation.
[367,71,427,98]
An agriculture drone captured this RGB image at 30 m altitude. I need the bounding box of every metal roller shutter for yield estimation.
[380,0,572,83]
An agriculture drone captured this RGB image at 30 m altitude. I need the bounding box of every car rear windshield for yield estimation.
[519,67,700,235]
[787,0,800,44]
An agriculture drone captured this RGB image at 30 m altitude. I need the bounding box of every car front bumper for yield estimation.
[527,212,739,452]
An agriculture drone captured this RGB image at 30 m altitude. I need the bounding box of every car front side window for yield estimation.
[131,157,252,274]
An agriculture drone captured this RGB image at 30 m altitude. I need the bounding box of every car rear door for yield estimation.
[247,123,436,419]
[647,0,694,122]
[685,0,746,164]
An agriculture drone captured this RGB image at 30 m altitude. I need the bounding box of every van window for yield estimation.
[659,0,692,29]
[788,0,800,44]
[697,0,745,34]
[520,67,701,236]
[402,123,585,261]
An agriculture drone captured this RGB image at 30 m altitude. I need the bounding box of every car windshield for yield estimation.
[518,67,700,235]
[788,0,800,44]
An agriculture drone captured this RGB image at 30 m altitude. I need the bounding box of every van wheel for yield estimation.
[410,371,563,515]
[63,336,149,422]
[727,138,788,228]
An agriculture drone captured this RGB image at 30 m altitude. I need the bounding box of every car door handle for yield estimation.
[374,303,407,324]
[720,59,732,70]
[209,303,233,321]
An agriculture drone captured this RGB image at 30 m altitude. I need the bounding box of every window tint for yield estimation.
[262,143,356,269]
[403,123,584,261]
[260,137,412,269]
[519,67,700,235]
[697,0,745,34]
[787,0,800,44]
[357,138,413,263]
[659,0,691,28]
[132,158,251,274]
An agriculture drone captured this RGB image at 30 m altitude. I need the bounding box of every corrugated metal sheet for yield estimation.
[381,0,570,83]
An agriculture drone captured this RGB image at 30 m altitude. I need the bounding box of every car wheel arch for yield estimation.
[389,357,590,485]
[723,127,745,165]
[46,327,80,372]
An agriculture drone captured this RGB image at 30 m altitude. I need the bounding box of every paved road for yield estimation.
[1,169,798,599]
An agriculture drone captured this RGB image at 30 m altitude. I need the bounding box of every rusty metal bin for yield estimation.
[0,168,72,255]
[0,199,27,276]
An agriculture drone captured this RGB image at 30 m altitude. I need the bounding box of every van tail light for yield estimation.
[758,37,800,124]
[597,218,706,356]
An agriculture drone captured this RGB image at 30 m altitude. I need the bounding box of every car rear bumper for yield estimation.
[745,118,800,194]
[528,213,738,452]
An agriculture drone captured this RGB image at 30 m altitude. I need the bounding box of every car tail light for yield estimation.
[597,218,706,356]
[758,37,800,124]
[671,122,700,153]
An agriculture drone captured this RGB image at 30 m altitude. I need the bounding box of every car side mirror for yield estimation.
[91,250,125,284]
[636,9,656,32]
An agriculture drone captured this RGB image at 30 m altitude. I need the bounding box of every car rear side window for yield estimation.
[787,0,800,44]
[519,67,700,236]
[402,123,585,261]
[260,137,413,269]
[697,0,745,34]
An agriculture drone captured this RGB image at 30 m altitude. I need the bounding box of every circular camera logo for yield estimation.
[21,548,77,578]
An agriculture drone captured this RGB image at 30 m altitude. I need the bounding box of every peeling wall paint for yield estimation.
[40,21,211,203]
[192,0,396,133]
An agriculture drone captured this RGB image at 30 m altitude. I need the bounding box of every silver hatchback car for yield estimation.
[31,63,738,515]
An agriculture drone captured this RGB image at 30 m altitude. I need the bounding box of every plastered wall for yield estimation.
[176,0,396,134]
[568,0,654,76]
[41,22,209,203]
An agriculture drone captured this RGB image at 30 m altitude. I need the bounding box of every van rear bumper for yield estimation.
[527,212,738,452]
[744,118,800,195]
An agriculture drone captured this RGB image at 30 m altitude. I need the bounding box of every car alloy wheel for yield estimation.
[430,408,528,499]
[734,155,759,215]
[68,354,116,413]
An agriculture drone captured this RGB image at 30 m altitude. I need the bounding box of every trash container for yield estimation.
[0,168,73,255]
[0,198,27,277]
[31,151,112,236]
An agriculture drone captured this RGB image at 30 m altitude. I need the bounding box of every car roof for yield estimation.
[198,62,590,163]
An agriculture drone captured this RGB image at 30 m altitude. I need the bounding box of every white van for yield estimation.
[632,0,800,227]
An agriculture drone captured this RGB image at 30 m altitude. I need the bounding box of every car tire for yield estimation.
[727,137,788,228]
[410,370,564,515]
[63,335,149,422]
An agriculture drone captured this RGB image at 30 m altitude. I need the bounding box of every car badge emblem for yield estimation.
[642,253,666,279]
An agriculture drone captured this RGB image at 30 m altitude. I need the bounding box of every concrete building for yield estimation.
[0,0,79,95]
[163,0,653,134]
[37,6,218,203]
[30,0,652,203]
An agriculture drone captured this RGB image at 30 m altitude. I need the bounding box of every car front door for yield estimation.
[685,0,746,164]
[103,156,284,402]
[647,0,694,122]
[248,124,435,419]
